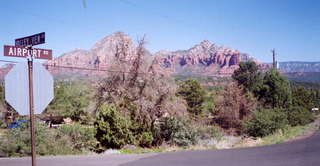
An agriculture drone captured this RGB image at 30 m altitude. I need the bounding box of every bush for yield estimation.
[197,125,223,140]
[245,109,288,137]
[292,87,314,110]
[58,123,97,151]
[0,122,75,157]
[34,123,76,156]
[137,132,153,147]
[285,106,315,126]
[0,121,98,157]
[172,129,198,147]
[0,119,6,129]
[154,117,198,147]
[94,105,135,149]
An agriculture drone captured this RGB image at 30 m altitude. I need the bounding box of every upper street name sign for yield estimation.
[4,45,52,60]
[15,32,45,47]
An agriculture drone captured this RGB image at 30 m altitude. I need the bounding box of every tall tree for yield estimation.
[46,81,91,123]
[259,69,292,108]
[232,61,263,94]
[214,82,257,134]
[177,79,205,116]
[315,89,320,108]
[94,36,187,140]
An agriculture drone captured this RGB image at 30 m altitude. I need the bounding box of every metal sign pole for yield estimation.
[28,47,36,166]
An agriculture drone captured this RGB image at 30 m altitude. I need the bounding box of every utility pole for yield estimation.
[271,49,277,69]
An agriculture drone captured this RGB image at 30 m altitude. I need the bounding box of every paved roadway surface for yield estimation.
[1,131,319,166]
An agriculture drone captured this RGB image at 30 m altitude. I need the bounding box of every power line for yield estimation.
[45,64,152,75]
[0,59,153,75]
[0,60,18,64]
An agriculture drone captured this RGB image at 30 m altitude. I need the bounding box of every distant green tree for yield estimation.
[177,79,205,116]
[202,92,216,115]
[316,90,320,107]
[258,69,292,108]
[46,81,91,123]
[232,61,263,94]
[311,89,320,109]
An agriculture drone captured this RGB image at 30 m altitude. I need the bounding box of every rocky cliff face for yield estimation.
[45,32,254,77]
[34,32,263,77]
[47,32,135,69]
[154,40,253,76]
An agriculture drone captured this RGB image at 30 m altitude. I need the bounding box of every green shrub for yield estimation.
[0,121,98,157]
[285,106,315,126]
[94,105,135,149]
[0,127,31,157]
[292,87,314,110]
[154,117,198,147]
[58,123,97,151]
[245,109,288,137]
[172,128,198,147]
[0,119,6,129]
[34,123,75,156]
[137,132,153,147]
[197,125,223,140]
[0,122,75,157]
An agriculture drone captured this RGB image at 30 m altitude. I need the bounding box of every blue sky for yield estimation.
[0,0,319,63]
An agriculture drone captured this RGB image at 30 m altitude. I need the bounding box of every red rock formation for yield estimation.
[154,40,254,76]
[40,33,258,78]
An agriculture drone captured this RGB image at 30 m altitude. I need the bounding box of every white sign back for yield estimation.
[5,62,54,115]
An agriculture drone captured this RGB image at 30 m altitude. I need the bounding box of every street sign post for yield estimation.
[4,45,52,60]
[15,32,45,47]
[4,32,52,166]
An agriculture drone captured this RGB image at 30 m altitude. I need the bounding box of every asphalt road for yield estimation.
[1,131,319,166]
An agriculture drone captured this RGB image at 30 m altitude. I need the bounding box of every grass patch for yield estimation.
[119,148,166,154]
[0,129,5,135]
[258,122,318,146]
[235,117,319,148]
[119,144,218,154]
